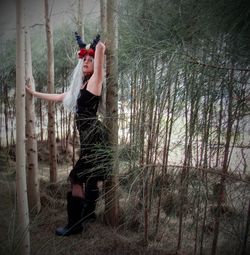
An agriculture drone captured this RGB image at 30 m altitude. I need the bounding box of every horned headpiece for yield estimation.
[75,32,100,59]
[63,33,101,112]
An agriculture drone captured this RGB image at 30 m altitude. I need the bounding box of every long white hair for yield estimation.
[63,56,105,116]
[63,59,83,112]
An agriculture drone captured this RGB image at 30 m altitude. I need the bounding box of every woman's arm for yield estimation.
[87,41,106,96]
[26,84,66,102]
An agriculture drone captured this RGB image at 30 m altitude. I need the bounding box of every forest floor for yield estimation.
[0,148,178,255]
[1,144,249,255]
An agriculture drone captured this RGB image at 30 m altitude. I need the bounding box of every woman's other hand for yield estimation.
[25,77,36,95]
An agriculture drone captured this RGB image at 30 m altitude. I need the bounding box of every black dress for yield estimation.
[69,85,110,184]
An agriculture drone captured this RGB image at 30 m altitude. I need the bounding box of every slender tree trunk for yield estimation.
[211,69,234,255]
[16,0,30,253]
[199,77,215,255]
[3,83,9,149]
[140,73,147,244]
[39,100,44,142]
[0,92,2,148]
[100,0,107,114]
[104,0,119,226]
[177,68,188,250]
[60,107,64,149]
[155,69,178,236]
[10,102,15,146]
[129,70,137,174]
[77,0,84,36]
[215,83,224,167]
[66,112,72,165]
[25,27,41,214]
[55,104,59,139]
[241,199,250,255]
[100,0,107,36]
[45,0,57,183]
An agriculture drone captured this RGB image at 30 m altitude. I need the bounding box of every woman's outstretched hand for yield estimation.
[25,78,36,96]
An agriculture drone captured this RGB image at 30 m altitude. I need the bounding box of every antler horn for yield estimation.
[90,34,100,50]
[75,32,86,49]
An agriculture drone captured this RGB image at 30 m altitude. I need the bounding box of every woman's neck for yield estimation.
[83,73,92,81]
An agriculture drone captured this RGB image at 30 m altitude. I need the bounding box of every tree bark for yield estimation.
[100,0,107,114]
[104,0,119,227]
[25,27,41,214]
[39,100,44,142]
[0,91,2,148]
[211,69,234,255]
[3,83,9,148]
[77,0,85,36]
[16,0,30,253]
[100,0,107,36]
[45,0,57,183]
[241,199,250,255]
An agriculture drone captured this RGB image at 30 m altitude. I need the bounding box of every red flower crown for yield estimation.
[78,48,95,59]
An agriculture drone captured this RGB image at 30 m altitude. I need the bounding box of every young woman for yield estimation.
[26,34,110,236]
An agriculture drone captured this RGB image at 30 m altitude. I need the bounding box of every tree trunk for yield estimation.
[39,100,44,142]
[0,92,2,148]
[241,199,250,255]
[16,0,30,253]
[45,0,57,183]
[211,69,234,255]
[77,0,85,36]
[3,83,9,149]
[104,0,119,227]
[140,73,147,244]
[100,0,107,114]
[25,27,41,214]
[100,0,107,36]
[155,70,178,236]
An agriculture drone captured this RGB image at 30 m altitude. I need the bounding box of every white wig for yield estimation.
[63,59,83,112]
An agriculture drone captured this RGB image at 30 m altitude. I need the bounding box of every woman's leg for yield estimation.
[55,191,85,236]
[72,183,85,198]
[55,172,86,236]
[83,178,99,220]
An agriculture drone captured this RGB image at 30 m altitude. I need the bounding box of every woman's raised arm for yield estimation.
[87,41,106,96]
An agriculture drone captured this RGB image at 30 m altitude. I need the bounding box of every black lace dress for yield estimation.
[69,85,110,184]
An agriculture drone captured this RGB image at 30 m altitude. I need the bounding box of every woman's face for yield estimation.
[82,54,94,76]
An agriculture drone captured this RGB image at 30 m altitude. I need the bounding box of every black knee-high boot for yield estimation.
[83,180,99,221]
[55,192,84,236]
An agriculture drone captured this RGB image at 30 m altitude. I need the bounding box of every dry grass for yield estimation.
[0,148,249,255]
[0,162,174,255]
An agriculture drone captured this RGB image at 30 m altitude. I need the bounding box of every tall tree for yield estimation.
[100,0,107,113]
[100,0,107,36]
[77,0,85,36]
[16,0,30,253]
[44,0,57,183]
[25,27,41,214]
[3,83,9,149]
[104,0,119,226]
[211,69,235,255]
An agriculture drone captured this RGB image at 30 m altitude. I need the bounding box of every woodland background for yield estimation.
[0,0,249,255]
